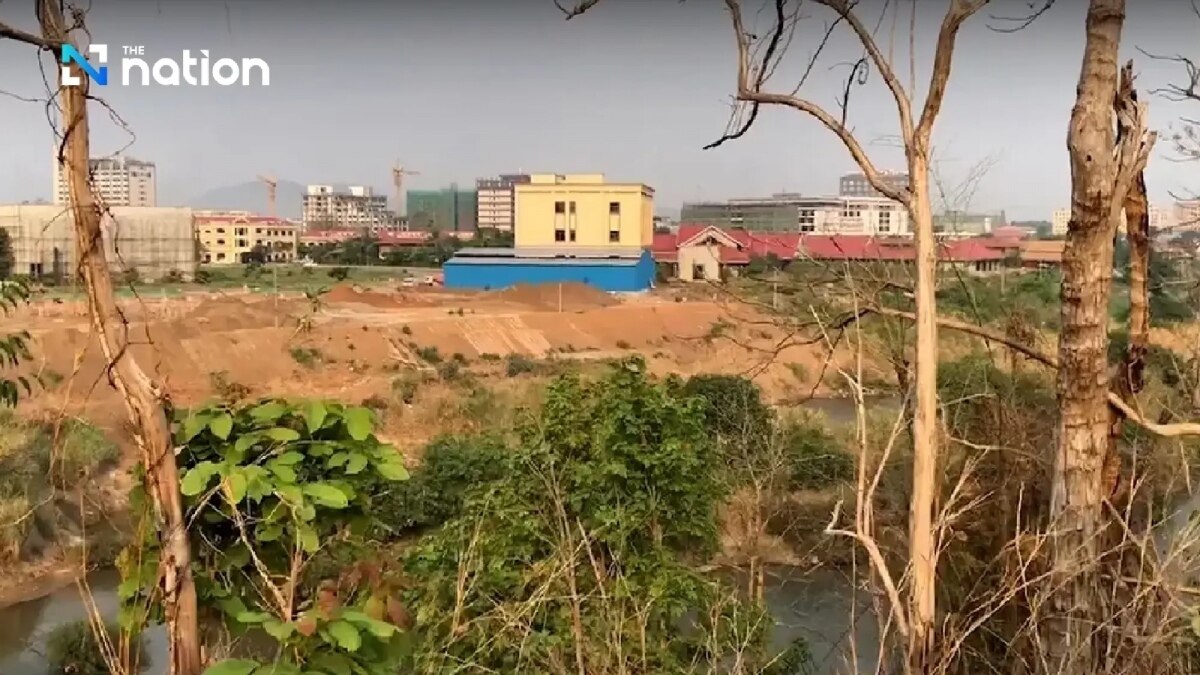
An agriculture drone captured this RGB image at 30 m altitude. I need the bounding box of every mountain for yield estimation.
[188,179,307,219]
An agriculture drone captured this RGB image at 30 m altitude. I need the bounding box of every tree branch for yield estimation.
[0,19,60,49]
[916,0,990,143]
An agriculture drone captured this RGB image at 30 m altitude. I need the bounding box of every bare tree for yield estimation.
[1047,1,1156,672]
[0,2,203,674]
[559,0,987,670]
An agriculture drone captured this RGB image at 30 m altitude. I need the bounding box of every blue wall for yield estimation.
[444,251,654,292]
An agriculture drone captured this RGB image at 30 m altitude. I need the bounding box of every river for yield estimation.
[0,397,893,674]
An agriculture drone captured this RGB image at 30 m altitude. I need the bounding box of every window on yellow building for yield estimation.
[568,202,577,242]
[554,201,566,242]
[608,201,621,243]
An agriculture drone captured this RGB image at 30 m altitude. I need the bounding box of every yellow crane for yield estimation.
[257,174,278,218]
[391,161,420,224]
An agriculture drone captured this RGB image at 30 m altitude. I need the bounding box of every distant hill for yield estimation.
[188,179,307,219]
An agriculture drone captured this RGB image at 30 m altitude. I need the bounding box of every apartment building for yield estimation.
[53,155,156,207]
[682,194,909,236]
[301,185,395,232]
[513,173,654,248]
[839,170,909,199]
[476,174,530,231]
[196,214,299,265]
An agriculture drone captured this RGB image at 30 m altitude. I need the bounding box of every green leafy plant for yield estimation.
[289,347,322,368]
[327,266,351,282]
[0,279,33,407]
[404,358,735,672]
[504,353,537,377]
[44,619,146,675]
[119,398,411,675]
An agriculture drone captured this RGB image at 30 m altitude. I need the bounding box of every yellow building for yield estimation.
[514,174,654,249]
[196,215,299,265]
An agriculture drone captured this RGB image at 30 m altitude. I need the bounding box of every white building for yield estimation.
[1176,200,1200,230]
[795,196,910,236]
[301,184,395,232]
[1053,204,1179,236]
[476,174,529,231]
[53,155,156,207]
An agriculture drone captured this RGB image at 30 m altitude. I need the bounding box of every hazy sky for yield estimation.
[0,0,1197,220]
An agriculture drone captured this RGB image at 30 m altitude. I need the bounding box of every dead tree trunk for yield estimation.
[36,6,204,674]
[1048,2,1153,672]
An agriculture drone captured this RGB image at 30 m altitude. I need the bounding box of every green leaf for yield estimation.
[235,611,272,624]
[225,469,248,504]
[250,401,288,421]
[297,525,320,553]
[326,452,350,469]
[276,484,303,505]
[305,400,328,434]
[268,461,297,484]
[375,460,409,481]
[303,483,349,509]
[217,595,249,619]
[327,620,362,652]
[209,413,234,440]
[203,660,260,675]
[344,453,368,475]
[179,413,211,444]
[180,462,217,496]
[255,523,283,542]
[262,618,296,640]
[343,407,374,441]
[265,427,301,443]
[235,432,262,453]
[273,451,305,465]
[342,610,397,638]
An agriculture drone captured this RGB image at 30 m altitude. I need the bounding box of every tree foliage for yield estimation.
[120,399,411,675]
[402,358,756,672]
[0,279,32,407]
[0,228,13,280]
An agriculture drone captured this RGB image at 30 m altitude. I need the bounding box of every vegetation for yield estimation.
[44,620,147,675]
[0,279,32,406]
[120,399,411,674]
[0,227,13,279]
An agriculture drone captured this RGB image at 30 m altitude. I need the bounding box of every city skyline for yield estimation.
[1,1,1198,220]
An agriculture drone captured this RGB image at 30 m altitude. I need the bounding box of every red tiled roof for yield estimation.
[796,235,913,261]
[938,239,1005,262]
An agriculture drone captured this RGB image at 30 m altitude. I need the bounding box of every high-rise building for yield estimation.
[407,185,477,232]
[476,174,530,231]
[54,155,157,207]
[839,170,909,199]
[301,185,395,232]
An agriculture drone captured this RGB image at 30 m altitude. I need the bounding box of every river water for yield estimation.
[0,397,893,674]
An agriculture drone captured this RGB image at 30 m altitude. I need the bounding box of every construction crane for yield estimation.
[257,174,278,218]
[391,161,420,225]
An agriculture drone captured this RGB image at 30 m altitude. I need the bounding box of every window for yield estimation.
[608,201,621,244]
[841,204,861,219]
[216,253,226,261]
[555,201,565,214]
[878,208,892,233]
[568,201,577,242]
[555,229,566,242]
[799,209,816,232]
[216,239,226,245]
[554,200,566,242]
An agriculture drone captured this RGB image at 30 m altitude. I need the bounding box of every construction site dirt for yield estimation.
[2,282,869,453]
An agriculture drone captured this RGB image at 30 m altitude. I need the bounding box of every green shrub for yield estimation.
[376,434,508,534]
[193,269,212,284]
[505,354,537,377]
[415,345,442,364]
[779,413,853,490]
[327,266,351,281]
[48,418,120,484]
[209,371,251,402]
[45,620,146,675]
[288,347,322,368]
[392,374,420,404]
[437,360,461,381]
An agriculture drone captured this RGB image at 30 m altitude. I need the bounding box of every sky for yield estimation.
[0,0,1197,221]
